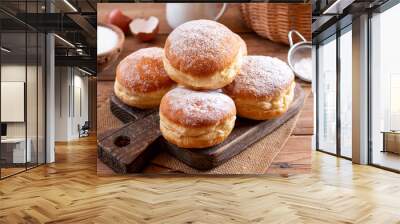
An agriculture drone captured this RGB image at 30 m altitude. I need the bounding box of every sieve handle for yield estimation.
[214,3,228,21]
[288,30,307,47]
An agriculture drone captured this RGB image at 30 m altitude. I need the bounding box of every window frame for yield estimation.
[315,24,352,160]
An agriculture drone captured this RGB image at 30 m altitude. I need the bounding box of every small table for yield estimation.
[381,131,400,154]
[1,138,31,164]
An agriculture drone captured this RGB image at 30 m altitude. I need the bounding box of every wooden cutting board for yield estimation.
[97,113,162,173]
[110,94,157,123]
[98,84,305,172]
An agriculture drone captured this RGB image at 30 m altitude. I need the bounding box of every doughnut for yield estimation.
[223,56,295,120]
[114,47,176,108]
[163,20,247,90]
[159,87,236,148]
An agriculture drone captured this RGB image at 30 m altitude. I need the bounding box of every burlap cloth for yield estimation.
[98,82,301,174]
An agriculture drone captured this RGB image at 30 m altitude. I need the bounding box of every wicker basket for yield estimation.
[240,3,311,45]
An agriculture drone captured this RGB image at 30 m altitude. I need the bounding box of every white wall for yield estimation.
[1,65,26,138]
[72,73,89,138]
[1,65,40,138]
[54,66,69,141]
[1,65,26,126]
[54,67,89,141]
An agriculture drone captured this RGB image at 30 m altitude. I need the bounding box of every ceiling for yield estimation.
[312,0,391,43]
[0,0,96,14]
[0,0,96,73]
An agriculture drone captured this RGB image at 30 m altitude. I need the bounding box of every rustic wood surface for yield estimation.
[97,3,313,175]
[98,3,252,80]
[97,3,251,34]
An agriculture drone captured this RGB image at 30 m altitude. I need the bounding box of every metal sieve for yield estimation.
[287,30,312,82]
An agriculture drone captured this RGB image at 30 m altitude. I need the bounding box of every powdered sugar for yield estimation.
[163,87,235,127]
[293,57,312,81]
[225,56,294,99]
[117,47,174,93]
[165,20,238,75]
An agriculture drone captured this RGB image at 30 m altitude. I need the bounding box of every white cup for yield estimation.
[166,3,227,29]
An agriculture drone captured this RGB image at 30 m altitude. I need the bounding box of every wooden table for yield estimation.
[381,131,400,154]
[97,3,313,175]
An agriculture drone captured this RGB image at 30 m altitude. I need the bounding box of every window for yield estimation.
[316,26,353,159]
[339,28,352,158]
[317,36,337,155]
[370,2,400,171]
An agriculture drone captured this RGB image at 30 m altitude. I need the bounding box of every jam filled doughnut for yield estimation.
[163,20,247,90]
[223,56,295,120]
[114,47,176,108]
[159,87,236,148]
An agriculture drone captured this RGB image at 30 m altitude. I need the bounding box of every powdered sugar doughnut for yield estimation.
[223,56,295,120]
[114,47,176,108]
[159,87,236,148]
[163,20,246,90]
